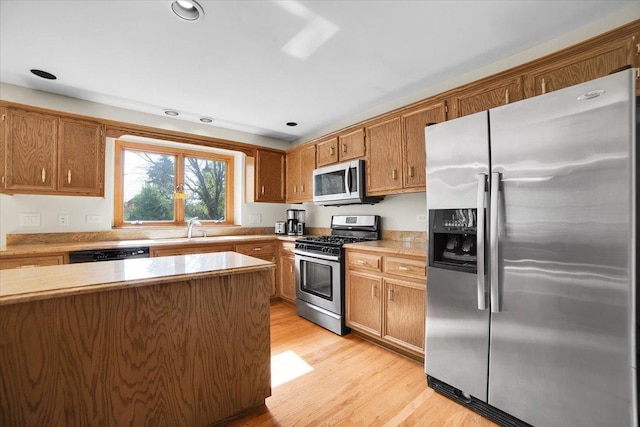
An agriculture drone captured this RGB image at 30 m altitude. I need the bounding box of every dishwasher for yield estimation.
[68,247,150,263]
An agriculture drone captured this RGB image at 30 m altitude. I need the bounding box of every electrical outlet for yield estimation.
[86,214,102,224]
[416,214,427,223]
[19,213,41,227]
[57,214,69,226]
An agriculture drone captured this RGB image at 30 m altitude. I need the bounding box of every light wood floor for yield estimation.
[228,302,497,426]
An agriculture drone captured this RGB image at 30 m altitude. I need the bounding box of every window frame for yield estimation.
[114,140,235,227]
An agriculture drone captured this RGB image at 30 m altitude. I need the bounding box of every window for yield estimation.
[114,140,234,227]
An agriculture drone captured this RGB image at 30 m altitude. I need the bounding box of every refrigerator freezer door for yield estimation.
[426,112,490,209]
[425,267,491,400]
[488,71,635,426]
[425,111,491,401]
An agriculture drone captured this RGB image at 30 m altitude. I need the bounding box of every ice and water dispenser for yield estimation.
[429,209,478,273]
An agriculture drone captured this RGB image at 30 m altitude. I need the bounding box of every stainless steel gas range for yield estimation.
[294,215,380,335]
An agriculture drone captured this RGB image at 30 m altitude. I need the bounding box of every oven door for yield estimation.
[295,251,342,315]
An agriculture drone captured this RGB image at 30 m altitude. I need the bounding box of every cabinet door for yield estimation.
[280,255,296,302]
[383,278,425,354]
[57,117,105,196]
[402,102,447,190]
[338,128,365,161]
[0,253,67,270]
[255,149,285,202]
[525,36,636,97]
[450,76,523,118]
[346,270,382,336]
[366,116,402,194]
[316,136,338,166]
[299,144,316,201]
[286,149,301,202]
[4,108,57,192]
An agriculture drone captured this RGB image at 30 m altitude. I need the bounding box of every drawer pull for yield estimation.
[330,146,335,156]
[41,168,46,183]
[68,170,72,184]
[392,169,398,180]
[371,284,377,297]
[397,266,410,271]
[342,143,347,153]
[290,265,293,273]
[253,247,263,251]
[357,259,366,265]
[388,288,394,301]
[409,166,414,177]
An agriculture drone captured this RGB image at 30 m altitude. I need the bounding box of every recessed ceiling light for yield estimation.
[164,109,180,116]
[30,69,57,80]
[171,0,204,22]
[200,117,214,123]
[286,122,298,127]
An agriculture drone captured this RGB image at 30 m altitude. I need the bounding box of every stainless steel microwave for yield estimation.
[312,159,383,206]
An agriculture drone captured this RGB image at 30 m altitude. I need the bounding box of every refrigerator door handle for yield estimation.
[490,172,501,313]
[476,174,487,310]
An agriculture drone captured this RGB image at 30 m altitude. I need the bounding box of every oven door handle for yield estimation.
[294,250,341,262]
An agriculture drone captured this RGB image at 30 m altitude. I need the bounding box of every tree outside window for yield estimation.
[114,140,234,227]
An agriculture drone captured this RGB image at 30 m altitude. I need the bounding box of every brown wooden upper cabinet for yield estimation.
[316,135,338,167]
[449,76,524,119]
[402,101,447,191]
[1,107,105,196]
[338,127,366,162]
[249,149,285,203]
[524,36,638,97]
[286,144,316,203]
[366,116,403,195]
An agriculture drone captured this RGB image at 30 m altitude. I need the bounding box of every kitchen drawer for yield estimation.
[347,252,382,272]
[0,253,67,270]
[280,241,295,256]
[235,242,276,257]
[384,256,426,279]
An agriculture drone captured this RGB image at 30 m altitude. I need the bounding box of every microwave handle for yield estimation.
[345,166,351,194]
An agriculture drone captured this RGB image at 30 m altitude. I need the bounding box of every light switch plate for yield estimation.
[19,213,41,227]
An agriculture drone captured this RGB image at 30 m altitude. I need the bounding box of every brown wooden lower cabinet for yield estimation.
[278,241,296,303]
[235,241,277,297]
[0,253,68,270]
[345,248,426,361]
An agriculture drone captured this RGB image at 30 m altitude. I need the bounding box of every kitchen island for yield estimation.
[0,252,274,427]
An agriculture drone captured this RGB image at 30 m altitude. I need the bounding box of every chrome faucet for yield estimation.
[187,217,202,238]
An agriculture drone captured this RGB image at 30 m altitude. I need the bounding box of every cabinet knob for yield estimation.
[371,284,377,297]
[290,265,293,273]
[41,168,46,183]
[408,166,414,178]
[388,288,394,301]
[541,78,546,94]
[505,89,510,104]
[300,184,304,193]
[329,146,335,156]
[261,185,265,194]
[392,169,398,180]
[67,170,72,184]
[293,185,297,194]
[342,143,347,153]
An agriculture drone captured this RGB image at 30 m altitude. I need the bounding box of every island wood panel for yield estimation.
[150,243,235,257]
[0,271,271,427]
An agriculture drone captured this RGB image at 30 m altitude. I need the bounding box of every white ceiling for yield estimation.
[0,1,635,142]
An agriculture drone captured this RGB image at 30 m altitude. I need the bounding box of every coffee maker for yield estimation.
[296,209,306,235]
[286,209,298,236]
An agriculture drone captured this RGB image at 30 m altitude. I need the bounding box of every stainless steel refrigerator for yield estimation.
[424,69,637,427]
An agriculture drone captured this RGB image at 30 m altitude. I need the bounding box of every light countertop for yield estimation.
[0,235,298,257]
[0,251,274,306]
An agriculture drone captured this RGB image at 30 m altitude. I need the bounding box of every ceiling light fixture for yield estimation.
[200,117,214,123]
[30,69,57,80]
[164,109,180,116]
[171,0,204,22]
[286,122,298,127]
